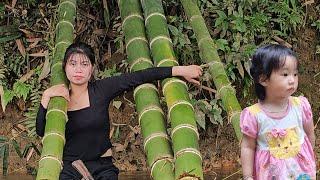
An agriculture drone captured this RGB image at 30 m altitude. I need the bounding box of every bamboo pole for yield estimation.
[180,0,242,140]
[36,0,76,179]
[118,0,175,179]
[140,0,203,179]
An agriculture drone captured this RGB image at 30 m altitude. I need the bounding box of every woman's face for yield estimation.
[65,53,93,86]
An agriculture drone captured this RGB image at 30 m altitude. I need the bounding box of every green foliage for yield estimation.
[98,64,122,79]
[0,3,4,20]
[165,0,304,92]
[0,135,41,176]
[311,20,320,31]
[164,0,305,129]
[192,99,224,130]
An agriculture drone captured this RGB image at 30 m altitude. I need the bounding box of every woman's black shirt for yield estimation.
[36,67,172,164]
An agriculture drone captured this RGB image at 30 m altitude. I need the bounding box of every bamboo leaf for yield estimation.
[31,143,41,155]
[114,126,120,140]
[0,33,22,43]
[0,25,19,33]
[2,144,9,176]
[11,139,23,158]
[0,135,7,143]
[22,143,32,158]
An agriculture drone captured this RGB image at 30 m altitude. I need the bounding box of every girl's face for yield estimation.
[260,56,298,100]
[65,53,93,86]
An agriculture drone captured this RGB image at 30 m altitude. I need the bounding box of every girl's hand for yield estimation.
[41,84,70,108]
[172,65,203,85]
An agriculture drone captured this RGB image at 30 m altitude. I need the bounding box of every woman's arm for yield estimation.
[241,135,256,180]
[36,104,47,137]
[98,65,202,100]
[36,84,70,137]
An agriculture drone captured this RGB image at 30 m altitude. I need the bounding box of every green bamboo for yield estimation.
[118,0,175,179]
[140,0,203,179]
[36,0,76,179]
[180,0,242,140]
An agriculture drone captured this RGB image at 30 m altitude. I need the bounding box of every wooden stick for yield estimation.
[273,36,292,48]
[72,160,94,180]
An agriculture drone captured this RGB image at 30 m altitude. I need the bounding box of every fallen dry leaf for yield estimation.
[113,143,125,152]
[11,0,17,8]
[26,147,34,162]
[15,39,26,58]
[19,69,35,83]
[19,28,34,38]
[38,51,50,82]
[11,129,19,138]
[0,85,5,112]
[29,51,46,57]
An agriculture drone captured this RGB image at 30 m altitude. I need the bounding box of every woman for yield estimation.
[36,42,203,180]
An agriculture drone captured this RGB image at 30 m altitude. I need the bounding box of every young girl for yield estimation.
[240,44,316,180]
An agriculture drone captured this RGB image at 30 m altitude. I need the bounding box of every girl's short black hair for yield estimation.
[62,42,95,70]
[250,44,298,101]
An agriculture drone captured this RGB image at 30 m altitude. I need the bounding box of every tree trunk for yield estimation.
[140,0,203,179]
[36,0,76,179]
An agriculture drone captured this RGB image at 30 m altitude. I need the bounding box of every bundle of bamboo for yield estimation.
[118,0,175,179]
[141,0,203,179]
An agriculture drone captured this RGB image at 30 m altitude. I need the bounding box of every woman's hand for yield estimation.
[172,65,203,85]
[41,84,70,108]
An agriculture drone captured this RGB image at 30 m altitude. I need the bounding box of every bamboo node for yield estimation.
[228,111,241,124]
[125,37,148,51]
[168,100,194,120]
[56,20,74,31]
[217,84,236,98]
[145,12,166,26]
[200,61,224,69]
[150,156,174,178]
[175,148,202,161]
[122,14,144,29]
[58,1,76,14]
[198,36,212,47]
[190,15,202,22]
[46,109,68,122]
[42,132,66,145]
[138,105,164,125]
[134,83,158,99]
[54,41,72,51]
[39,156,63,170]
[157,58,179,67]
[143,132,171,151]
[129,57,153,72]
[51,62,63,71]
[171,124,199,140]
[162,78,188,95]
[149,36,172,48]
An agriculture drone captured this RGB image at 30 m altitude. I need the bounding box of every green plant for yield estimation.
[311,20,320,31]
[0,135,40,176]
[98,64,122,79]
[192,99,224,130]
